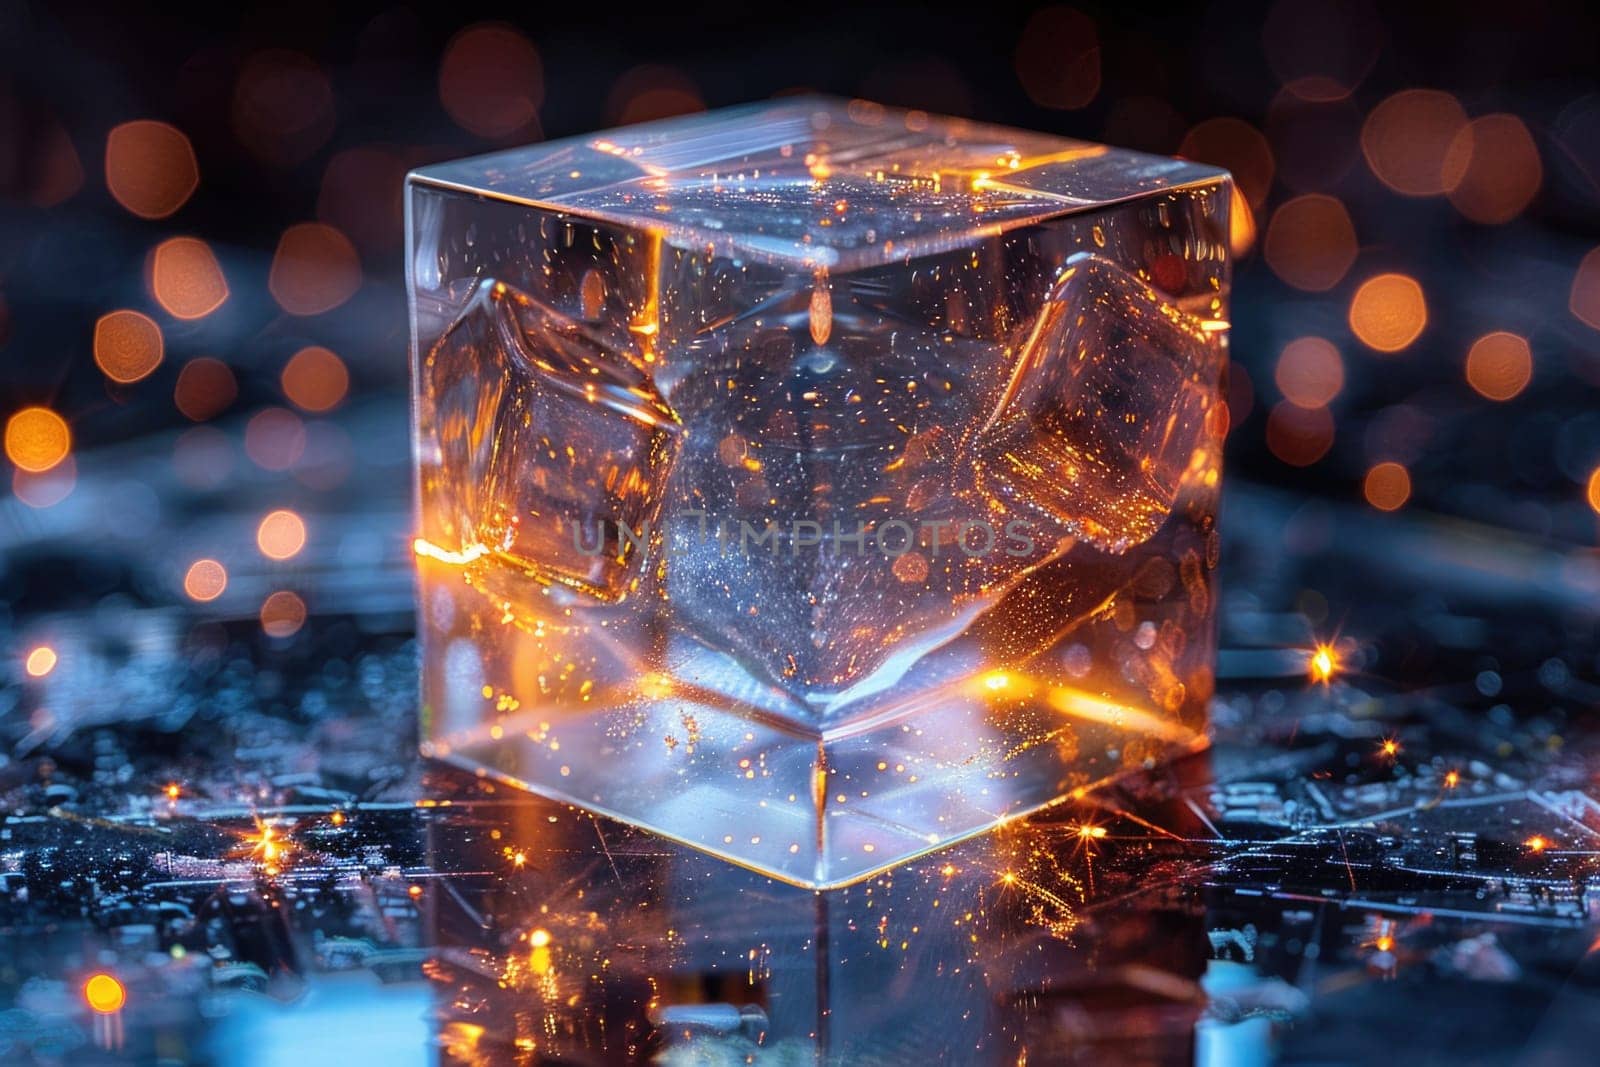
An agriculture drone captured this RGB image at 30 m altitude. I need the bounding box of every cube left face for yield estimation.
[409,105,1229,887]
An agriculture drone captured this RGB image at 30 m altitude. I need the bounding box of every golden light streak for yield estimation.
[413,537,489,566]
[1045,686,1195,743]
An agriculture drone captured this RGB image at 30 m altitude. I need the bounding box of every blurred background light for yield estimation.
[1363,461,1412,511]
[268,223,362,315]
[93,310,164,384]
[1263,194,1357,291]
[439,23,544,139]
[1361,89,1471,197]
[148,237,229,320]
[1349,273,1427,352]
[1465,332,1534,401]
[104,120,198,219]
[1014,6,1100,110]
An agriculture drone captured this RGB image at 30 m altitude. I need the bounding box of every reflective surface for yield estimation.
[409,99,1231,885]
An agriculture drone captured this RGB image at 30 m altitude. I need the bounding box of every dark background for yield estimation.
[2,0,1599,556]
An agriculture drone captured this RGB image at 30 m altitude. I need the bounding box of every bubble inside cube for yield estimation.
[410,97,1231,887]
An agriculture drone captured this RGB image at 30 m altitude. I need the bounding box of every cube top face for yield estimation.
[410,99,1230,888]
[408,96,1226,269]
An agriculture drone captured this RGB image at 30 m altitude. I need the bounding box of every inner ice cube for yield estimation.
[976,254,1220,553]
[659,287,1062,707]
[418,278,680,604]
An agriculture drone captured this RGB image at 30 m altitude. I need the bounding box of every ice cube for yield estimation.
[420,278,681,603]
[975,253,1220,554]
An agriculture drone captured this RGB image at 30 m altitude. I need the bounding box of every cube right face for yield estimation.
[409,97,1230,887]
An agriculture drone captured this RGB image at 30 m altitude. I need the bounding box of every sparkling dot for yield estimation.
[84,974,126,1015]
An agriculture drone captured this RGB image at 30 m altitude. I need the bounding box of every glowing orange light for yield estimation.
[281,346,349,413]
[1570,248,1600,331]
[1275,336,1344,408]
[408,884,423,898]
[1525,835,1548,853]
[440,24,544,138]
[1361,89,1471,197]
[257,509,307,561]
[1348,274,1427,353]
[148,237,228,320]
[1014,6,1100,110]
[244,408,307,471]
[94,309,164,384]
[1228,186,1256,257]
[1374,935,1395,953]
[529,928,552,948]
[1443,114,1542,225]
[1380,737,1401,758]
[1263,194,1358,292]
[183,559,228,602]
[25,645,57,678]
[5,406,71,473]
[232,51,336,166]
[1444,770,1460,789]
[104,121,198,219]
[165,783,181,800]
[174,358,238,422]
[1364,461,1412,512]
[608,65,705,126]
[330,811,345,826]
[512,850,527,868]
[1461,331,1532,402]
[1309,644,1339,684]
[1588,467,1600,515]
[1076,823,1107,840]
[1266,401,1334,467]
[268,223,361,316]
[261,591,307,638]
[84,973,127,1015]
[1179,117,1275,208]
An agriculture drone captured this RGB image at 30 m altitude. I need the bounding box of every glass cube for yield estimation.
[409,97,1231,888]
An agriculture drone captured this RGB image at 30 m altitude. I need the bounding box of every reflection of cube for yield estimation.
[978,254,1221,553]
[410,98,1230,887]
